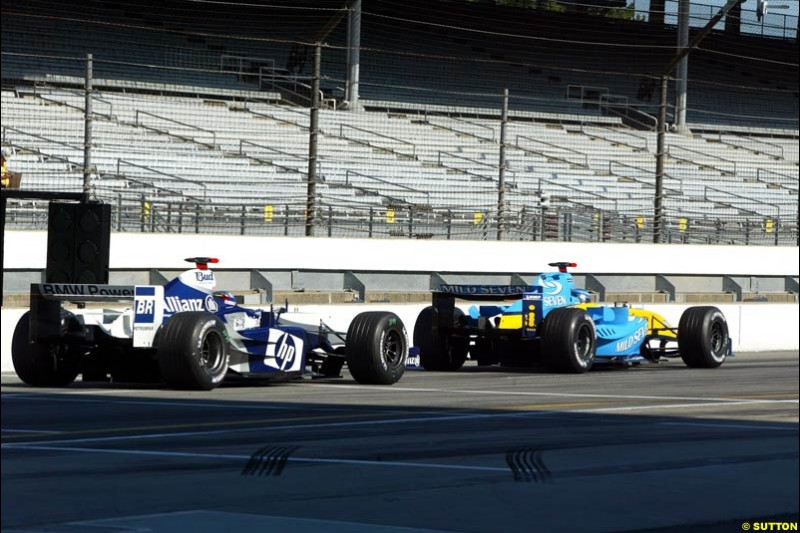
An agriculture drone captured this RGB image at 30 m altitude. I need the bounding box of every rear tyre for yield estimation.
[11,311,81,387]
[346,312,408,385]
[157,312,229,390]
[541,307,596,373]
[678,306,729,368]
[414,306,469,371]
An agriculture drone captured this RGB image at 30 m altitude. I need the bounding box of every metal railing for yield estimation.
[424,116,496,143]
[338,124,417,159]
[134,110,217,148]
[436,151,502,184]
[515,134,589,168]
[343,169,431,205]
[4,195,794,246]
[667,144,737,176]
[756,168,798,192]
[116,159,208,200]
[715,133,785,160]
[580,123,649,151]
[608,160,684,194]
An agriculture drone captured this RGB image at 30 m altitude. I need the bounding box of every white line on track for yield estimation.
[1,429,62,434]
[1,395,354,412]
[303,383,799,404]
[659,421,799,432]
[2,444,508,473]
[2,399,796,447]
[0,412,514,447]
[574,399,799,413]
[2,389,167,397]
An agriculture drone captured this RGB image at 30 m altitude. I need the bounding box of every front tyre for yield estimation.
[346,312,408,385]
[11,311,80,387]
[541,307,596,373]
[157,312,229,390]
[678,306,729,369]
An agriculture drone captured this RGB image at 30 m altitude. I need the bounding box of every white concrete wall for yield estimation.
[3,231,797,374]
[2,302,797,373]
[5,230,799,275]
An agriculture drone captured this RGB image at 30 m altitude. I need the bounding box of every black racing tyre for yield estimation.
[11,311,80,387]
[413,306,469,371]
[346,312,408,385]
[541,307,596,373]
[678,306,729,369]
[157,312,229,390]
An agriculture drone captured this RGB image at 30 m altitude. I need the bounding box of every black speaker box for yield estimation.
[46,202,111,284]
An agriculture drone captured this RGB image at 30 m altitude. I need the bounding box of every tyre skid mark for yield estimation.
[241,444,301,477]
[506,447,552,483]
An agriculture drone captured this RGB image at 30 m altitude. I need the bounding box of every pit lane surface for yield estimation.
[2,352,798,533]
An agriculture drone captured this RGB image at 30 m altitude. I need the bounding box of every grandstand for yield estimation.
[1,0,798,246]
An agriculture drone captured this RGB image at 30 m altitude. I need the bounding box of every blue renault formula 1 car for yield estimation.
[413,262,731,373]
[12,258,409,390]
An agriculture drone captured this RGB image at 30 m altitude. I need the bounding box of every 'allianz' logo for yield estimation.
[164,296,205,313]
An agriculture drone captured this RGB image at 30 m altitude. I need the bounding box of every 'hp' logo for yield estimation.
[274,334,296,371]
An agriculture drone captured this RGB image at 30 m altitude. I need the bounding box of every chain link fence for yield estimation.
[1,0,797,246]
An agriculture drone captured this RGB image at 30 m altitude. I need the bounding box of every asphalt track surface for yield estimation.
[2,352,798,533]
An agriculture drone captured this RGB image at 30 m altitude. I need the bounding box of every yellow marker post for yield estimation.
[474,212,483,225]
[263,205,274,223]
[386,209,395,224]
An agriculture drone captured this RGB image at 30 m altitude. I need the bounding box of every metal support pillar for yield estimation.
[674,0,691,133]
[497,88,509,241]
[654,76,668,244]
[83,54,93,200]
[654,0,743,244]
[346,0,362,111]
[305,43,321,237]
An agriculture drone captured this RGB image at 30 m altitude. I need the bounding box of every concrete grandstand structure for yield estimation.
[1,0,797,248]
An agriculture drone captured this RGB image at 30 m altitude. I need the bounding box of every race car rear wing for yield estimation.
[28,283,162,347]
[28,283,135,340]
[434,284,534,301]
[32,283,136,302]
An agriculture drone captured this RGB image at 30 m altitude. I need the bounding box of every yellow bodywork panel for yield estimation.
[494,304,676,338]
[497,314,522,329]
[575,303,677,338]
[628,308,677,338]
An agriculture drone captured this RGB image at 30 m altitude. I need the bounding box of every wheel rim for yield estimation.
[575,324,594,367]
[200,330,225,373]
[710,321,726,359]
[382,330,403,368]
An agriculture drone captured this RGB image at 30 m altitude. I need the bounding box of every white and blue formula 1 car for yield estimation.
[414,262,731,373]
[11,258,409,390]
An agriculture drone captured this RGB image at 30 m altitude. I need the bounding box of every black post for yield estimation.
[305,43,322,237]
[368,206,373,238]
[446,209,452,240]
